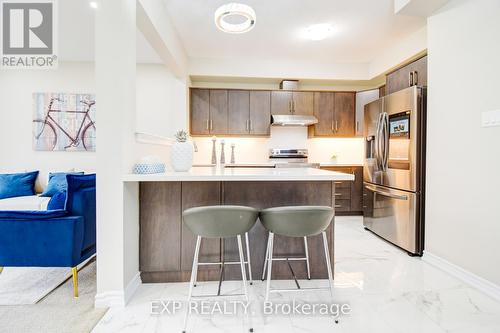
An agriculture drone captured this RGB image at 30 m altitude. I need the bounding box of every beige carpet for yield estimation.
[0,261,107,333]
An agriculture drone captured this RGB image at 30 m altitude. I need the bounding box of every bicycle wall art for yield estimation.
[32,93,96,152]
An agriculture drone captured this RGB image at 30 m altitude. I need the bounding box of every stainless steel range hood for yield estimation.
[271,114,318,127]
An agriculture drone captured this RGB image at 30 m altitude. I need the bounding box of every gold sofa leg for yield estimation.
[72,267,79,298]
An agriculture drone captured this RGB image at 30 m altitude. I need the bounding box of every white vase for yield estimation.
[170,141,193,172]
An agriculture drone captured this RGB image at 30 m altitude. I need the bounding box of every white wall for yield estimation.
[426,0,500,285]
[0,62,181,190]
[0,62,97,191]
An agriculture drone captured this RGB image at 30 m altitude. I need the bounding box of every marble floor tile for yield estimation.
[92,217,500,333]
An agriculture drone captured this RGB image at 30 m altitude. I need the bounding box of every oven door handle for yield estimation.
[364,184,408,201]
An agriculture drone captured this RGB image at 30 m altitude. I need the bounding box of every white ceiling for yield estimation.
[58,0,161,63]
[163,0,426,64]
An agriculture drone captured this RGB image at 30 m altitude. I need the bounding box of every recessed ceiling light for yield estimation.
[89,1,98,9]
[214,3,256,34]
[305,24,334,41]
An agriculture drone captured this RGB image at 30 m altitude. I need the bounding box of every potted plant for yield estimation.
[170,130,193,172]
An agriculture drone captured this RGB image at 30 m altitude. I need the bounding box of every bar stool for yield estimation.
[259,206,336,307]
[182,205,259,333]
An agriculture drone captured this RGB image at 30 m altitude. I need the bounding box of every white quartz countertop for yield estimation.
[124,167,355,182]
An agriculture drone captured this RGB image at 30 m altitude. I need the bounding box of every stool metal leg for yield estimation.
[321,231,334,300]
[245,232,253,285]
[237,235,249,301]
[238,234,254,333]
[183,235,201,333]
[261,233,270,281]
[304,236,311,280]
[264,232,274,303]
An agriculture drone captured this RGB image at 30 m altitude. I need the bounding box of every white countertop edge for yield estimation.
[123,167,355,182]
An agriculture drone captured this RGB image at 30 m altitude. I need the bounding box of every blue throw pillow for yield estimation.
[40,172,84,197]
[47,191,67,210]
[0,171,39,200]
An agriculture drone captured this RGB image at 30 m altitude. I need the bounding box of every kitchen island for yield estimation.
[124,167,354,283]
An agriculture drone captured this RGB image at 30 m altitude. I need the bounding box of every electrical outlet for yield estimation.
[481,110,500,127]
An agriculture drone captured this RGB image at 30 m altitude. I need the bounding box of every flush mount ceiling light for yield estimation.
[214,3,256,34]
[89,1,98,9]
[305,24,334,41]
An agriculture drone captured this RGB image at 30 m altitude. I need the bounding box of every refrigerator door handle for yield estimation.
[365,184,408,201]
[381,112,389,171]
[375,113,383,169]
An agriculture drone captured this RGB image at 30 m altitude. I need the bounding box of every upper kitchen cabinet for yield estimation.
[334,92,356,137]
[191,88,271,136]
[249,91,271,135]
[309,91,356,137]
[312,92,334,136]
[385,55,427,95]
[228,90,250,135]
[227,90,271,136]
[190,88,228,135]
[190,89,210,135]
[271,91,313,115]
[209,90,228,134]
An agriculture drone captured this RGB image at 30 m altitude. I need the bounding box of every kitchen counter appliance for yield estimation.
[363,86,426,256]
[269,149,320,168]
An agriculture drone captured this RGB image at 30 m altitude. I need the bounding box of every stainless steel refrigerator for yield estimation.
[363,86,426,256]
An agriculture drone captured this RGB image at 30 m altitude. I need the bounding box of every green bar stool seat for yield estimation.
[182,205,258,333]
[259,206,336,312]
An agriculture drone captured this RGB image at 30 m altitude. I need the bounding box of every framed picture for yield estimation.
[32,92,96,151]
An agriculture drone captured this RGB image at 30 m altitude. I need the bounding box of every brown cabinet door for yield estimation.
[228,90,250,135]
[209,90,228,134]
[250,91,271,135]
[140,182,182,272]
[292,91,314,115]
[409,56,427,87]
[190,89,210,135]
[386,56,427,95]
[334,92,355,137]
[351,167,363,212]
[271,91,292,114]
[181,182,221,273]
[313,92,334,136]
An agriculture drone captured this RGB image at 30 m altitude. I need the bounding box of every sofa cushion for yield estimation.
[40,172,84,197]
[0,171,39,200]
[0,195,50,211]
[47,191,67,210]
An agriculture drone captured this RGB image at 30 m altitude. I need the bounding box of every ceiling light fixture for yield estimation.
[214,3,256,34]
[305,24,333,41]
[89,1,98,9]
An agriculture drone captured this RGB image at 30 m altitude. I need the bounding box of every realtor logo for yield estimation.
[1,0,58,69]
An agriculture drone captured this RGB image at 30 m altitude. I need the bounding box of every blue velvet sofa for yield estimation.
[0,174,96,298]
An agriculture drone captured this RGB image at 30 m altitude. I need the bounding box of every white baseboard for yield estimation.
[94,272,142,308]
[422,251,500,301]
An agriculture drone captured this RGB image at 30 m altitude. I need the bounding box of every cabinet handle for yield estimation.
[413,71,418,85]
[331,121,334,132]
[206,119,210,130]
[335,120,338,132]
[210,119,213,131]
[249,119,252,131]
[409,72,414,86]
[288,100,292,113]
[245,120,249,131]
[292,100,296,113]
[334,193,342,196]
[335,205,342,208]
[356,121,359,132]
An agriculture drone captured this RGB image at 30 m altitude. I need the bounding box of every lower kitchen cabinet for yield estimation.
[321,166,363,215]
